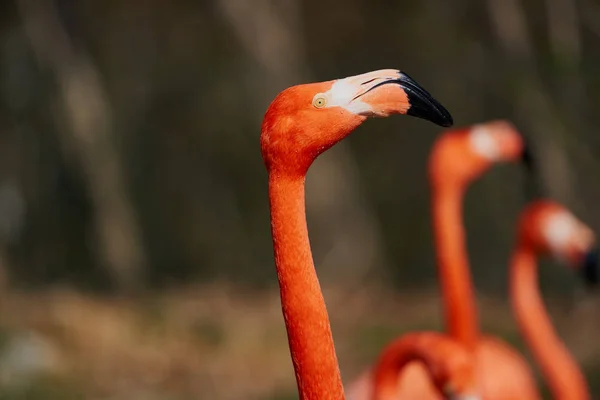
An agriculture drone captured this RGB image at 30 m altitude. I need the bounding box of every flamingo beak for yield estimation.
[355,71,453,127]
[580,246,599,287]
[517,133,544,201]
[520,139,535,171]
[519,132,537,173]
[398,72,454,127]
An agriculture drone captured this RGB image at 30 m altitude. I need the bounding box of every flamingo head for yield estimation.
[438,368,480,400]
[428,119,532,188]
[421,335,480,400]
[518,200,598,286]
[433,351,480,400]
[261,69,453,176]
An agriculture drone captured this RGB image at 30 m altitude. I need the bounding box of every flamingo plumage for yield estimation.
[260,69,452,400]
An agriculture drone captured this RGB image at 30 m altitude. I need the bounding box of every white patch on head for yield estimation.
[542,211,577,259]
[454,396,481,400]
[468,125,501,160]
[325,78,373,115]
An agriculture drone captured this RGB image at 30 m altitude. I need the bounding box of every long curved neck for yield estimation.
[268,172,344,400]
[431,184,479,348]
[372,333,445,400]
[510,245,589,400]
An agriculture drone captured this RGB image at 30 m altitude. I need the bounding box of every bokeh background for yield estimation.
[0,0,599,398]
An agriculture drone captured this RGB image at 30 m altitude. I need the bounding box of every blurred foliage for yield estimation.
[0,0,598,295]
[1,0,599,292]
[0,375,83,400]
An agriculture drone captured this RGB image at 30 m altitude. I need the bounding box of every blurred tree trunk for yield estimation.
[485,0,577,207]
[17,0,146,293]
[580,0,600,40]
[545,0,583,115]
[216,0,389,284]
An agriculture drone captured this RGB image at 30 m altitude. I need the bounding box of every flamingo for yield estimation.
[346,199,597,400]
[510,200,597,399]
[346,120,541,400]
[368,331,480,400]
[427,120,541,400]
[260,69,452,400]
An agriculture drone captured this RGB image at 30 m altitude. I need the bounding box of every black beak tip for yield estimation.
[580,247,599,287]
[398,72,454,128]
[520,141,535,171]
[440,113,454,128]
[407,107,453,128]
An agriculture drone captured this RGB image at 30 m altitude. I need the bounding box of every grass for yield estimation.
[0,284,596,399]
[190,317,226,348]
[0,374,83,400]
[265,391,298,400]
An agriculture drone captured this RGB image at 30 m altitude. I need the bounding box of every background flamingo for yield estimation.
[510,200,597,399]
[427,120,541,399]
[260,69,452,399]
[366,331,480,400]
[346,120,541,400]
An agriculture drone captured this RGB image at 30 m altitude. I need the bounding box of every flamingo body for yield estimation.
[348,331,480,400]
[474,336,539,399]
[346,363,440,400]
[347,338,538,400]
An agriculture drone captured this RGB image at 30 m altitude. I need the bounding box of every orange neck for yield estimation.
[510,245,589,400]
[372,333,445,400]
[431,185,479,348]
[268,172,344,400]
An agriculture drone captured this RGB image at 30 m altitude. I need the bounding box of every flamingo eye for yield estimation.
[312,94,327,108]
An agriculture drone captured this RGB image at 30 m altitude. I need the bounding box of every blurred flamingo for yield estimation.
[346,120,541,400]
[427,120,541,399]
[360,331,480,400]
[510,200,596,399]
[260,69,452,399]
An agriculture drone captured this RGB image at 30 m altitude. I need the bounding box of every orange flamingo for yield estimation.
[427,120,541,399]
[260,69,452,400]
[510,200,595,399]
[368,331,480,400]
[346,120,541,400]
[347,199,596,400]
